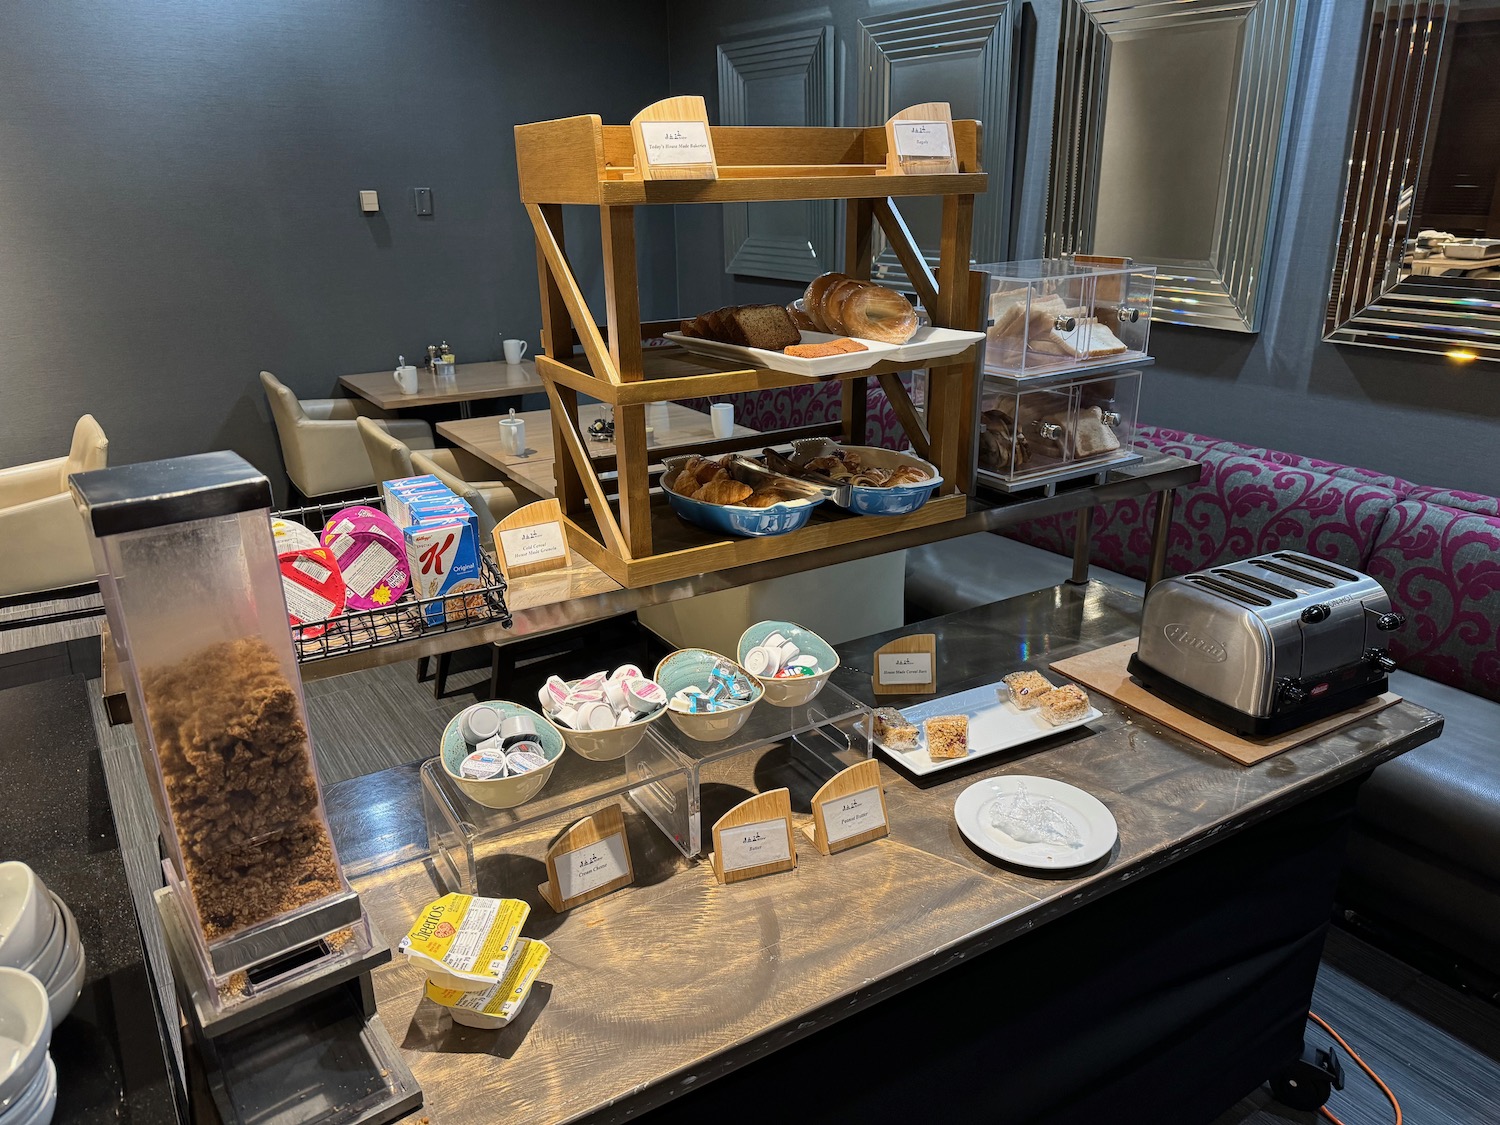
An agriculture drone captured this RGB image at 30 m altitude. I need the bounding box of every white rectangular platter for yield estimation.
[863,679,1103,777]
[663,330,899,377]
[664,326,983,378]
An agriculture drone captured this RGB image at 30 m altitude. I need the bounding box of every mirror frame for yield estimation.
[1325,0,1500,363]
[1046,0,1304,333]
[718,26,837,282]
[857,0,1018,287]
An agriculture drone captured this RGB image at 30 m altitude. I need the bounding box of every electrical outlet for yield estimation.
[359,190,380,213]
[413,188,433,217]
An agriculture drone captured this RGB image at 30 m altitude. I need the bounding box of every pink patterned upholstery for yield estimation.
[679,377,915,451]
[1003,448,1401,581]
[1366,500,1500,703]
[1004,427,1498,697]
[1405,486,1500,519]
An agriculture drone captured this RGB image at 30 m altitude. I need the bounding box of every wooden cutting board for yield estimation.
[1051,639,1401,766]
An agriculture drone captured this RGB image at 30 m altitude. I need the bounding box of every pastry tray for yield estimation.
[859,679,1103,776]
[664,326,982,378]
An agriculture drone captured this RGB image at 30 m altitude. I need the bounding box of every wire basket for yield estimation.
[274,495,513,664]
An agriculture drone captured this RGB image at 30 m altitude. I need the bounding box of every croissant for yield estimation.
[743,489,797,508]
[696,478,754,506]
[671,470,702,499]
[887,465,930,485]
[692,460,726,485]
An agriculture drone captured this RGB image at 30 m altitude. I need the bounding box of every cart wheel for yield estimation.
[1269,1044,1344,1111]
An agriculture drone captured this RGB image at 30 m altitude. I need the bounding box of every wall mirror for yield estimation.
[1046,0,1304,332]
[1326,0,1500,362]
[857,1,1017,288]
[718,27,836,282]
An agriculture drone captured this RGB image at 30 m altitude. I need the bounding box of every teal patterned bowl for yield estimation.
[736,620,839,708]
[440,700,565,808]
[653,649,763,743]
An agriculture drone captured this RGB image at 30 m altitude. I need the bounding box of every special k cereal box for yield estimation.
[404,516,483,626]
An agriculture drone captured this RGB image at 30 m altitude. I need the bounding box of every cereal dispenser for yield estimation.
[69,453,387,1009]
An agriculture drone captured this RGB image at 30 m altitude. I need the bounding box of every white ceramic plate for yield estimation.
[954,775,1118,870]
[862,680,1103,776]
[889,326,985,365]
[663,330,900,377]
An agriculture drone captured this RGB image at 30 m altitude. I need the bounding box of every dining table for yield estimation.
[437,402,759,499]
[339,360,544,418]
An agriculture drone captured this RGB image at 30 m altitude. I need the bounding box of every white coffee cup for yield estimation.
[711,402,734,439]
[499,415,526,456]
[394,365,419,394]
[503,339,529,364]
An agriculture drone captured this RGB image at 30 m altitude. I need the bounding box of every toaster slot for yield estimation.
[1186,574,1271,607]
[1272,552,1358,584]
[1254,557,1334,589]
[1212,569,1297,601]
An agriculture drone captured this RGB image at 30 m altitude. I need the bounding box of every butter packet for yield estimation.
[425,937,551,1029]
[399,893,531,992]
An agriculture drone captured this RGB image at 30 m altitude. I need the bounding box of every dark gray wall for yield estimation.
[667,0,1500,496]
[0,0,674,490]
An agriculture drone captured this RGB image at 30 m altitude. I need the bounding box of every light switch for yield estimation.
[359,190,380,213]
[413,187,433,216]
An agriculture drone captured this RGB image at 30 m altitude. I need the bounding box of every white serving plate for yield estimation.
[863,680,1103,776]
[663,330,900,377]
[954,775,1118,870]
[889,325,985,365]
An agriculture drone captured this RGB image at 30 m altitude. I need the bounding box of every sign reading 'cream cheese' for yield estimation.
[555,831,630,903]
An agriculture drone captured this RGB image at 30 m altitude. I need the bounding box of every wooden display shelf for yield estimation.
[515,119,987,206]
[518,108,985,587]
[561,491,970,589]
[538,345,980,406]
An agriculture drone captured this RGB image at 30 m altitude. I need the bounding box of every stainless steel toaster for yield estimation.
[1127,551,1404,737]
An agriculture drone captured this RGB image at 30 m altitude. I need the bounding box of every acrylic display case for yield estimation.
[980,259,1155,378]
[976,369,1143,491]
[70,453,366,987]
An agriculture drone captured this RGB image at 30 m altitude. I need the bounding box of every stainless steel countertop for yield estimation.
[298,452,1202,679]
[335,582,1441,1124]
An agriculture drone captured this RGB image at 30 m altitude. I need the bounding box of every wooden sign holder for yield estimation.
[494,498,571,579]
[809,759,889,856]
[538,804,635,912]
[631,95,717,181]
[884,102,958,176]
[710,788,796,884]
[872,633,938,695]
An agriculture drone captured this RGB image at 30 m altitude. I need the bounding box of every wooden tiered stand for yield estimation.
[514,110,988,588]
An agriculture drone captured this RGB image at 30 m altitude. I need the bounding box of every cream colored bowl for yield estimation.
[439,701,565,809]
[653,649,763,743]
[555,679,669,762]
[0,966,51,1106]
[0,863,47,969]
[736,620,839,708]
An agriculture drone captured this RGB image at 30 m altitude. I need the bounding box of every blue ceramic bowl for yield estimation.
[440,701,565,808]
[844,475,943,516]
[662,459,824,537]
[736,620,840,708]
[653,649,763,742]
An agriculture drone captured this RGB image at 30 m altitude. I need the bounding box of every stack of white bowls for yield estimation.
[0,862,88,1125]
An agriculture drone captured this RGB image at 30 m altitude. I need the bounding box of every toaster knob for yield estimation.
[1375,612,1405,632]
[1300,604,1332,624]
[1276,678,1307,706]
[1367,649,1397,673]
